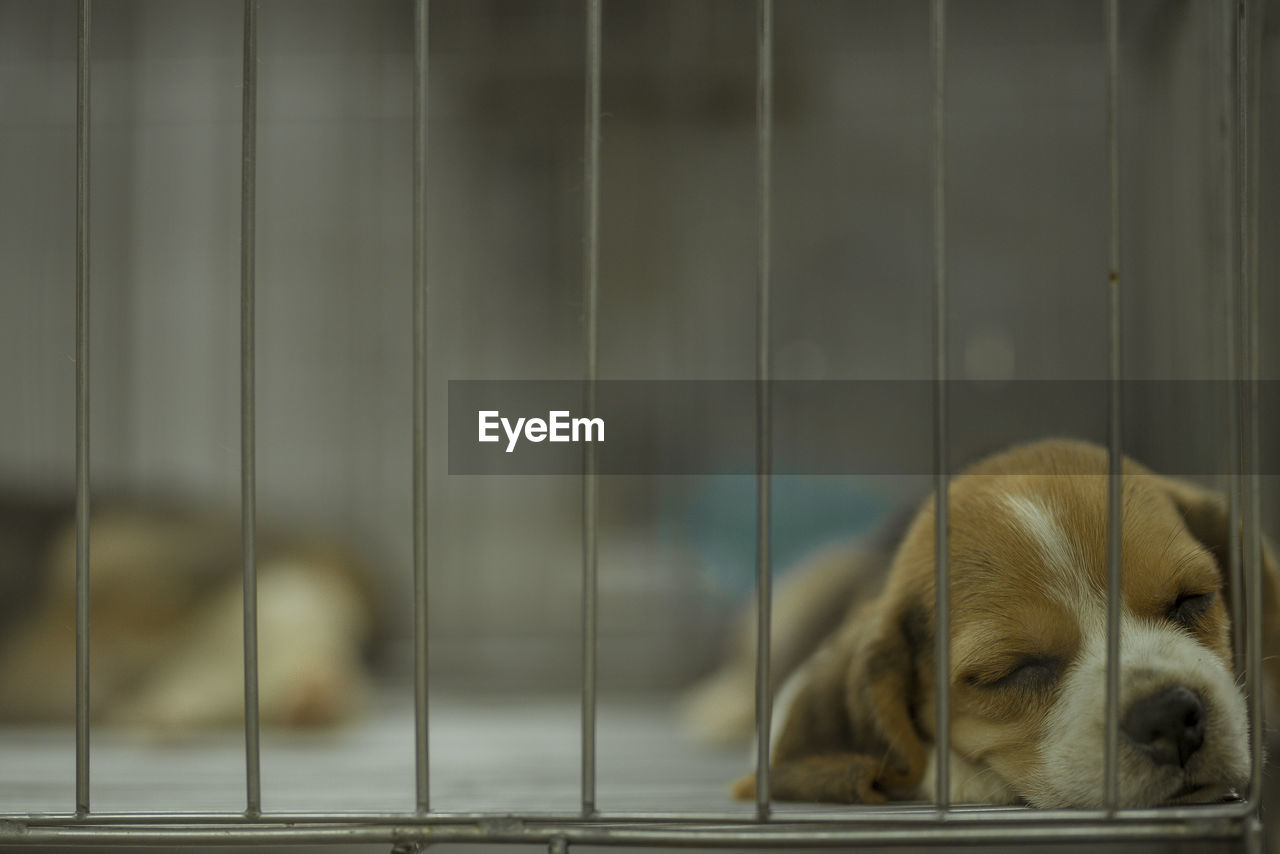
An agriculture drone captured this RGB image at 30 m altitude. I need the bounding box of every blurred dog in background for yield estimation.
[0,489,378,730]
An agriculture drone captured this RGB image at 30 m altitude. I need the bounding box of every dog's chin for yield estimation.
[1161,780,1241,806]
[1016,774,1244,809]
[1120,776,1244,809]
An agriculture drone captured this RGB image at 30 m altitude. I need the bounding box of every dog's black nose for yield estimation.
[1121,686,1205,767]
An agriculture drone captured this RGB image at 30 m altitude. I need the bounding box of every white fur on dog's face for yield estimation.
[1002,490,1247,807]
[1031,607,1248,807]
[894,444,1250,808]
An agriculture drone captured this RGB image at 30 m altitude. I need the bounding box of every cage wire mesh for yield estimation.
[0,0,1276,850]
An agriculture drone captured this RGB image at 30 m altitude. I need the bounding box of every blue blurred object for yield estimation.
[663,476,890,600]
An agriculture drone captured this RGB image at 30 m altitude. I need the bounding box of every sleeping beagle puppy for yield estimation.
[688,438,1279,807]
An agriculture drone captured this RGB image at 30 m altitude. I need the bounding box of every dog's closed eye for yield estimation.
[1167,591,1216,628]
[965,655,1062,692]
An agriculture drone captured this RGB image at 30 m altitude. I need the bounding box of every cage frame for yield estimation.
[3,0,1268,848]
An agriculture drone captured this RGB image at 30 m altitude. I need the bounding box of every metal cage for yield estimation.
[0,0,1270,849]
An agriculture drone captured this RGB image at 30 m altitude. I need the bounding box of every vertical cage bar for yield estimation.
[73,0,92,819]
[239,0,261,818]
[412,0,431,815]
[1102,0,1123,814]
[580,0,601,818]
[1222,0,1244,679]
[1221,0,1243,675]
[753,0,774,820]
[930,0,950,813]
[1237,0,1264,805]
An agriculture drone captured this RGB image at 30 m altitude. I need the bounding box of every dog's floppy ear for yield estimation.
[1155,477,1234,566]
[1155,476,1280,688]
[732,593,930,804]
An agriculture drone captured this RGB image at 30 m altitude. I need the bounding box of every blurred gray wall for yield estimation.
[0,0,1276,689]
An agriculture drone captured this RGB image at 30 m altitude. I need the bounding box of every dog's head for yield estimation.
[777,439,1275,807]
